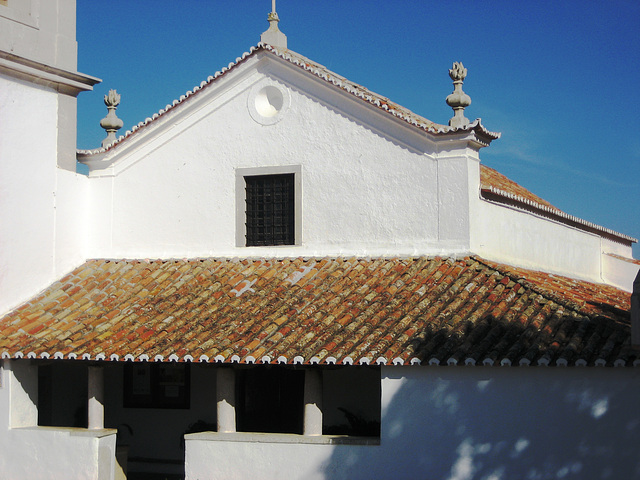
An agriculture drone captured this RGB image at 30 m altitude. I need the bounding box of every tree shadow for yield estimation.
[322,364,640,479]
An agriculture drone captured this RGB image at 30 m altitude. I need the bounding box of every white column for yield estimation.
[216,368,236,433]
[303,368,323,436]
[6,360,38,428]
[88,365,104,430]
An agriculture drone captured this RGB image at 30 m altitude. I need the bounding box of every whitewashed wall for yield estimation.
[0,0,92,316]
[0,360,117,480]
[0,75,88,315]
[85,55,480,260]
[601,238,638,291]
[82,53,637,287]
[0,0,77,71]
[472,198,604,282]
[186,365,640,480]
[602,253,639,291]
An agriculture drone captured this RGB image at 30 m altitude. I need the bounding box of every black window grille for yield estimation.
[245,173,295,246]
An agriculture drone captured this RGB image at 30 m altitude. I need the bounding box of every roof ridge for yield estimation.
[470,256,629,321]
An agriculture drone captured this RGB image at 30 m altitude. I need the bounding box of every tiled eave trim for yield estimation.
[2,350,638,368]
[481,187,637,244]
[77,46,262,156]
[261,46,500,143]
[77,44,500,157]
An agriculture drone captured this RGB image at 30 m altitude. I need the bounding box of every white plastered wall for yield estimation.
[602,253,639,292]
[85,57,479,260]
[81,53,637,288]
[471,197,603,283]
[185,365,640,480]
[0,360,116,480]
[0,0,77,71]
[0,74,87,315]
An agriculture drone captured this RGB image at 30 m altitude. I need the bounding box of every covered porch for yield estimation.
[1,357,380,479]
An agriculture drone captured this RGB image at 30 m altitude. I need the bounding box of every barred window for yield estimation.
[245,173,295,246]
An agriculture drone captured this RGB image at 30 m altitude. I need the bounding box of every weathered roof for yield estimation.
[0,257,635,367]
[77,44,499,157]
[480,165,558,210]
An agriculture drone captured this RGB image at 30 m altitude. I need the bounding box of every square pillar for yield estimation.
[88,365,104,430]
[6,360,38,428]
[216,368,236,433]
[303,368,323,436]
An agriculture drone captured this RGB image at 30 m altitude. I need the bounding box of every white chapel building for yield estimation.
[1,1,639,479]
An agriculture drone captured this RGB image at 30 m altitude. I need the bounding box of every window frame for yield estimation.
[236,165,302,247]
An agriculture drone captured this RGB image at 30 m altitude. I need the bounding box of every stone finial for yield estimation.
[100,89,123,148]
[446,62,472,128]
[260,1,287,49]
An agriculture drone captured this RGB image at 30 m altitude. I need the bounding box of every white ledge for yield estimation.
[13,426,117,439]
[184,431,379,446]
[0,52,100,95]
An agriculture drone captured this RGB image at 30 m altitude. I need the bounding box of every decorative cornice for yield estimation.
[0,51,100,95]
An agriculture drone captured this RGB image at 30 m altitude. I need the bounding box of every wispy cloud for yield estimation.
[480,109,634,189]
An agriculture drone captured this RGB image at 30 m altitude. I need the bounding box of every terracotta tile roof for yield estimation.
[77,44,499,157]
[0,257,635,367]
[480,165,558,210]
[479,165,637,244]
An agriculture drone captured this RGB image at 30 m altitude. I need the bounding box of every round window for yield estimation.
[248,81,290,125]
[255,86,284,117]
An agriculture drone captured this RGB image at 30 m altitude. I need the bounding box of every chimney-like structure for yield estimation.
[632,270,640,346]
[260,1,287,49]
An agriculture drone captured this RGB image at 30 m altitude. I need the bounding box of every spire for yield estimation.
[100,89,123,148]
[446,62,471,128]
[260,0,287,49]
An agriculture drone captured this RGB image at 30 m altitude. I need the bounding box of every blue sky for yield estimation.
[76,1,640,257]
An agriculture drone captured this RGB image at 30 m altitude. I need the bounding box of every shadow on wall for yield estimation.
[322,367,640,480]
